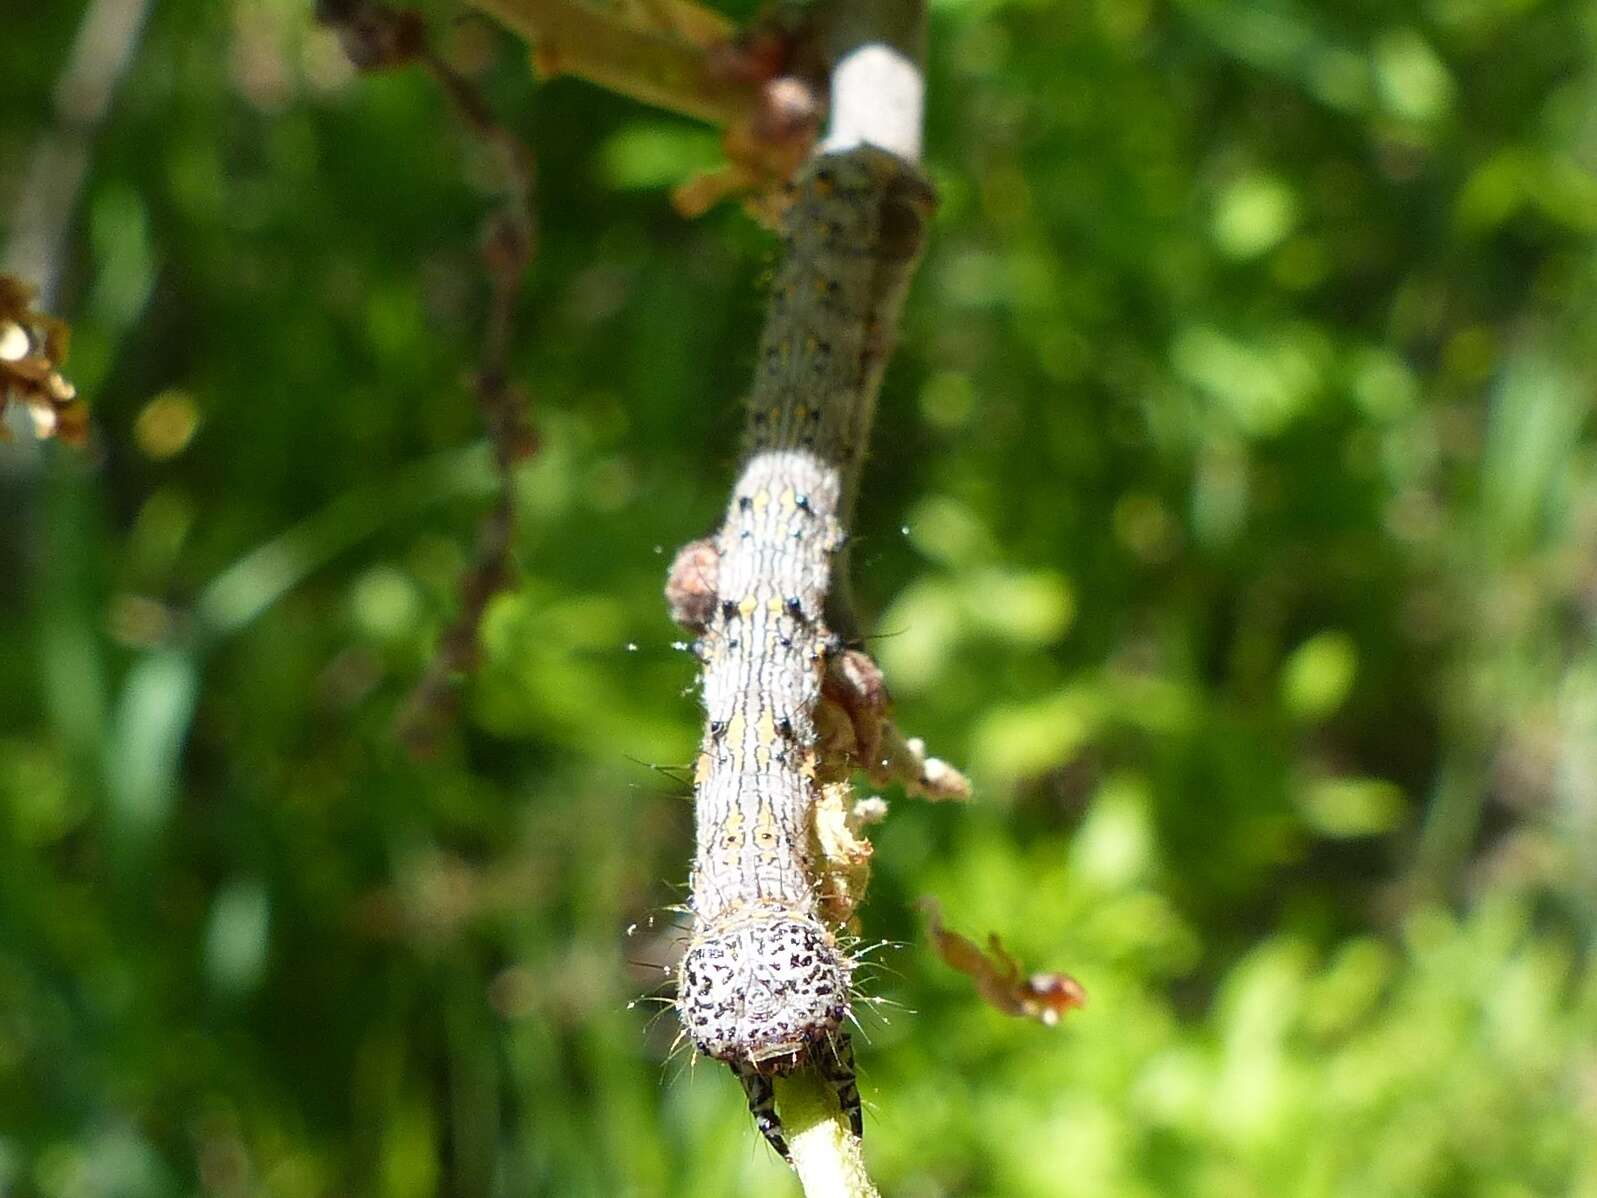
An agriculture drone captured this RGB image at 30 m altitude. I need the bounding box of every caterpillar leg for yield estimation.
[734,1061,789,1160]
[817,1033,862,1140]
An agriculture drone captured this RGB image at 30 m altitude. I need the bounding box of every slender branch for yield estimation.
[775,1072,882,1198]
[395,53,540,755]
[810,0,926,634]
[761,13,930,1187]
[3,0,154,307]
[665,3,932,1192]
[468,1,939,1186]
[2,0,150,480]
[314,0,540,754]
[815,0,926,162]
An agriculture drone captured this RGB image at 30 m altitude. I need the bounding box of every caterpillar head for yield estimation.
[677,911,848,1068]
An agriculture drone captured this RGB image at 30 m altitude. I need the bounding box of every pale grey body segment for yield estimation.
[674,147,934,1157]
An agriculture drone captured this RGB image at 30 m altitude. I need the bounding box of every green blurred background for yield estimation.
[5,0,1597,1194]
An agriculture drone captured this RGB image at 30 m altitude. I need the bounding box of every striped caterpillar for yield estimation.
[670,146,934,1158]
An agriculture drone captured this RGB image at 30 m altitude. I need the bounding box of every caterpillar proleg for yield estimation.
[673,145,934,1158]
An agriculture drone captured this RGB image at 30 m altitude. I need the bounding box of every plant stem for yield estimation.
[696,4,928,1193]
[775,1072,883,1198]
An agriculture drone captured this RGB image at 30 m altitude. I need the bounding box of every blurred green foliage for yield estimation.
[4,0,1597,1194]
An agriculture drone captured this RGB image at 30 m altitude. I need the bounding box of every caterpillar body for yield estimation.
[674,146,934,1158]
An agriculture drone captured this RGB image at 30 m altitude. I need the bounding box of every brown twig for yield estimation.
[918,898,1087,1027]
[314,1,539,755]
[658,3,939,1187]
[4,0,154,307]
[3,0,152,463]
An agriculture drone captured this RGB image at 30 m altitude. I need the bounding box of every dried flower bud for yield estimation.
[1,274,87,446]
[665,538,720,632]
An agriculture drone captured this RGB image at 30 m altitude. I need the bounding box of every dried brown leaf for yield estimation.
[812,782,874,927]
[918,898,1085,1026]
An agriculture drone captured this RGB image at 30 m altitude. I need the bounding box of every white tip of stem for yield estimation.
[821,43,925,164]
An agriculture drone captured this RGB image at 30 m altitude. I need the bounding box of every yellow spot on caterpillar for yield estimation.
[795,404,810,424]
[739,595,758,619]
[754,710,777,769]
[754,801,780,855]
[725,712,746,746]
[805,336,820,354]
[717,808,745,863]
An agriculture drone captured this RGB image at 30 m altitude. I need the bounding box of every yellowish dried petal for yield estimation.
[45,372,76,402]
[0,321,30,362]
[811,783,874,927]
[42,317,70,364]
[56,401,90,446]
[7,356,51,383]
[28,400,58,440]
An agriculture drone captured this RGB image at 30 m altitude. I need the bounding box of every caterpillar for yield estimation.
[673,146,934,1159]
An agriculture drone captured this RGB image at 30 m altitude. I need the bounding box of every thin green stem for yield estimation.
[774,1071,881,1198]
